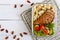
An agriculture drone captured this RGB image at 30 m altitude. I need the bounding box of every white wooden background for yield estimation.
[0,0,60,40]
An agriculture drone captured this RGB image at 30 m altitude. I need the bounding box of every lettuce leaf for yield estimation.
[45,23,55,29]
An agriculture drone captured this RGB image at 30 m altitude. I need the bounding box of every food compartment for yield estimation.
[32,3,56,37]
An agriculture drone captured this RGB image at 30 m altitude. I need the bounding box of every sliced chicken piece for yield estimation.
[34,10,55,24]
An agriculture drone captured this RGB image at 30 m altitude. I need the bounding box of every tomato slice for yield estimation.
[34,25,40,31]
[43,29,49,35]
[39,25,45,30]
[39,25,49,35]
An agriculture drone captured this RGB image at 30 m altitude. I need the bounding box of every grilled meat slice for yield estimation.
[34,10,55,24]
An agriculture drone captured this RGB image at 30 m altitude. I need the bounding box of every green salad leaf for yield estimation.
[37,31,41,37]
[45,23,55,29]
[33,30,41,37]
[33,30,45,37]
[33,30,37,35]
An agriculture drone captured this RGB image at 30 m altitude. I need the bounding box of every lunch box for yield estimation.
[32,3,57,40]
[21,0,60,40]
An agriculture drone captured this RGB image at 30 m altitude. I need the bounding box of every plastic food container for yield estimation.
[32,2,58,39]
[21,0,60,40]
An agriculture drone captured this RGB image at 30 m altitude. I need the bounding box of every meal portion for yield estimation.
[33,4,55,37]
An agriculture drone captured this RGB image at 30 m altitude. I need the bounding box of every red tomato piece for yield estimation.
[39,25,45,30]
[34,25,40,31]
[43,29,49,35]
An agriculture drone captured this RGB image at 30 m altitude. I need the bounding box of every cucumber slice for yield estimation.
[49,29,54,35]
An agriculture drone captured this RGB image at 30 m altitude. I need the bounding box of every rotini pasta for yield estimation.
[33,4,53,21]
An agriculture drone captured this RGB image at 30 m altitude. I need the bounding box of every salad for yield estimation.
[33,4,55,37]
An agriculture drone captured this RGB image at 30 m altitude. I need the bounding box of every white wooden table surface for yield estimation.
[0,0,60,40]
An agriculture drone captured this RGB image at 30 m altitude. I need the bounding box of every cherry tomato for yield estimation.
[34,25,40,31]
[43,29,49,35]
[39,25,45,30]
